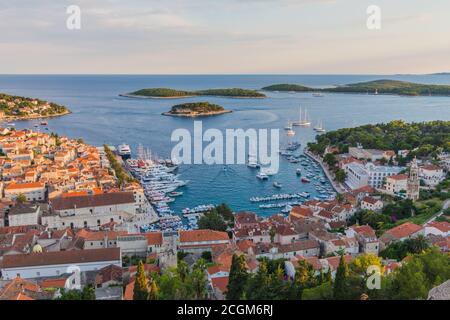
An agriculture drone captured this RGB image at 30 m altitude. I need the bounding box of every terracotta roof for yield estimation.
[385,222,423,240]
[50,192,135,211]
[387,174,408,181]
[294,256,322,270]
[207,265,230,275]
[144,232,163,246]
[40,278,67,289]
[5,182,44,190]
[362,196,381,205]
[352,225,376,238]
[290,206,313,217]
[427,221,450,233]
[211,276,229,293]
[2,248,120,268]
[179,229,229,243]
[326,255,353,271]
[124,280,134,300]
[278,240,320,253]
[235,211,258,225]
[421,164,442,171]
[95,264,123,285]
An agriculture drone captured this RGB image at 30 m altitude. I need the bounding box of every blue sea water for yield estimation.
[1,74,450,216]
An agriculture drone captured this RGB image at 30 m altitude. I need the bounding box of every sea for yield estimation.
[1,74,450,216]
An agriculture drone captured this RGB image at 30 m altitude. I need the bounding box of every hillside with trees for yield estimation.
[0,93,69,119]
[262,79,450,96]
[162,102,231,117]
[307,120,450,157]
[123,87,266,98]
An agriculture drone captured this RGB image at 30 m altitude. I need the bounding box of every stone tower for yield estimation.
[407,157,420,201]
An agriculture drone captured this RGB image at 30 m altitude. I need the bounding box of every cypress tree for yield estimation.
[333,255,349,299]
[148,279,159,300]
[227,254,248,299]
[133,260,149,300]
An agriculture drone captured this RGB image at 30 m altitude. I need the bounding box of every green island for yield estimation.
[262,79,450,96]
[121,87,266,98]
[0,93,70,120]
[162,102,231,117]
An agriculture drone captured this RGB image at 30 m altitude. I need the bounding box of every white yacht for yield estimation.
[117,143,131,159]
[256,171,269,180]
[284,121,292,130]
[292,107,311,127]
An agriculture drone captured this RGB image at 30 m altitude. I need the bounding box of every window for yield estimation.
[36,272,40,276]
[56,270,60,275]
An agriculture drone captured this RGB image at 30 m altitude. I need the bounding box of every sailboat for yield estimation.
[284,121,292,130]
[293,107,311,127]
[314,119,326,133]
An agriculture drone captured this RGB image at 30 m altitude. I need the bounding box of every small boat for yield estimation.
[117,143,131,159]
[273,182,282,188]
[312,93,324,97]
[7,123,15,126]
[296,168,302,176]
[168,191,183,197]
[40,121,48,125]
[301,177,311,183]
[314,120,326,133]
[287,129,295,136]
[284,121,293,130]
[256,172,269,180]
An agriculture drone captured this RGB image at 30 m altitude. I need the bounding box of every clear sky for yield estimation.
[1,0,449,74]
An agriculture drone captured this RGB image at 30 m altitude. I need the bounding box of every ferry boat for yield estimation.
[301,177,311,183]
[117,143,131,159]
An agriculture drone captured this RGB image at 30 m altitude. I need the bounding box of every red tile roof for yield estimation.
[179,229,229,243]
[211,276,229,294]
[385,222,423,240]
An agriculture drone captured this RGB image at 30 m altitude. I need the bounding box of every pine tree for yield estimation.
[325,268,333,283]
[227,254,248,299]
[148,279,159,300]
[133,260,149,300]
[333,255,349,299]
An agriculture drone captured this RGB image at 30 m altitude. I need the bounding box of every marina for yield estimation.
[4,74,447,220]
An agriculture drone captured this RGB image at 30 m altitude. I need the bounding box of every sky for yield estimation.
[1,0,450,74]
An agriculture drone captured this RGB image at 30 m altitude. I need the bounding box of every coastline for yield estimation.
[303,147,346,194]
[2,109,72,121]
[119,93,196,99]
[162,110,232,117]
[120,93,265,99]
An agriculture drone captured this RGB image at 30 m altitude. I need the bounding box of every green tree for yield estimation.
[198,209,227,231]
[227,254,249,300]
[148,279,159,300]
[16,193,27,203]
[133,261,149,300]
[335,169,346,183]
[333,255,349,299]
[81,285,96,300]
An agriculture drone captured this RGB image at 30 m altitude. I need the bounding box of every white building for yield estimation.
[4,182,46,202]
[384,174,408,196]
[42,192,137,230]
[360,196,383,211]
[1,248,121,280]
[345,162,404,190]
[419,164,445,187]
[7,203,41,227]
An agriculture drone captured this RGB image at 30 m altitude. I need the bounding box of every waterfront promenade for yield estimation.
[303,147,346,194]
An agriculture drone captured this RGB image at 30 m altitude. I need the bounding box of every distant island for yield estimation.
[162,102,231,117]
[262,79,450,96]
[121,87,266,99]
[0,93,70,120]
